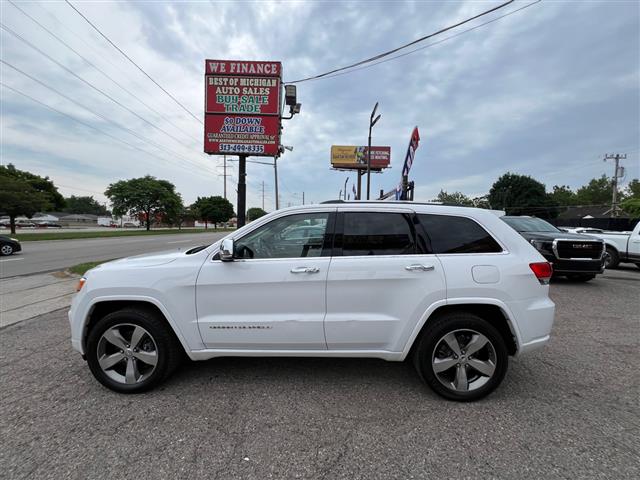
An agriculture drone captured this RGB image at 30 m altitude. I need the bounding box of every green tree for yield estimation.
[167,206,195,230]
[192,196,234,229]
[64,195,110,215]
[620,198,640,217]
[432,190,474,206]
[247,207,267,221]
[0,164,65,233]
[575,175,618,205]
[548,185,577,208]
[623,178,640,199]
[488,172,556,218]
[105,176,182,231]
[0,176,51,233]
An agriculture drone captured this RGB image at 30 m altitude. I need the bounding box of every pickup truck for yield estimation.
[561,222,640,269]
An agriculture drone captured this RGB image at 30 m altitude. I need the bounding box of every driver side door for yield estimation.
[196,210,335,350]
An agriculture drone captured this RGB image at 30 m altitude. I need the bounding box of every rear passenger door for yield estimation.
[324,209,446,352]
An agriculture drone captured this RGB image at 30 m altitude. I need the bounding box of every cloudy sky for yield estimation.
[1,0,638,212]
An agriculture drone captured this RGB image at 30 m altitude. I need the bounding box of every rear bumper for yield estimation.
[506,296,555,355]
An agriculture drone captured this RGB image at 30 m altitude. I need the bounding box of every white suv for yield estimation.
[69,202,555,401]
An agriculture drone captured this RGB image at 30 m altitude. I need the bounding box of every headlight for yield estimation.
[530,239,552,252]
[10,238,19,242]
[76,277,87,292]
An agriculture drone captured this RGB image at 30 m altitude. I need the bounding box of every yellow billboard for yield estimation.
[330,145,390,170]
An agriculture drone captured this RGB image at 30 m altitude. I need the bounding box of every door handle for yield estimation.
[290,266,320,274]
[405,264,435,272]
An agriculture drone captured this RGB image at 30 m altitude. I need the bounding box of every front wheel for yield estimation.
[86,307,182,393]
[413,312,508,401]
[1,244,14,256]
[604,247,619,269]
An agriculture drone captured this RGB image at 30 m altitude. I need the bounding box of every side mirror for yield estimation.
[220,238,234,261]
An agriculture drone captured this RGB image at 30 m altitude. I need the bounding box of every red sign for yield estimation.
[204,115,280,156]
[204,59,282,157]
[205,76,280,115]
[205,60,281,77]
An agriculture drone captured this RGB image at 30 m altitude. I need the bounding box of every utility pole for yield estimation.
[261,181,265,210]
[302,192,305,205]
[604,153,626,217]
[217,155,230,200]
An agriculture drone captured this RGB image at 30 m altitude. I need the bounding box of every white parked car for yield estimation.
[561,223,640,268]
[69,202,555,401]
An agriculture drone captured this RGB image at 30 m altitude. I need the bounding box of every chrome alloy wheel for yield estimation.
[432,329,497,392]
[1,245,13,255]
[97,323,158,385]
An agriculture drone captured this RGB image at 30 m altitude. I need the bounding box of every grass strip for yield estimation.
[67,260,112,276]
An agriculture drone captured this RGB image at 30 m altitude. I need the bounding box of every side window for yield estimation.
[418,214,502,254]
[341,212,416,256]
[235,213,330,259]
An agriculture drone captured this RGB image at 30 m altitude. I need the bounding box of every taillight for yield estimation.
[529,262,553,285]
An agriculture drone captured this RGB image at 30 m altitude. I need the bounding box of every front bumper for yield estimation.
[539,254,604,275]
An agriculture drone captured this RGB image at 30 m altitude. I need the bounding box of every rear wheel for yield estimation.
[604,247,619,269]
[86,307,182,393]
[413,312,508,401]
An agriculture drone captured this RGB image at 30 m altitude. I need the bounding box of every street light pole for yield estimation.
[366,102,381,200]
[344,176,349,201]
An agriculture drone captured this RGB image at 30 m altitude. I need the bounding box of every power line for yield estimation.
[287,0,516,83]
[313,0,543,83]
[64,0,203,125]
[0,22,195,150]
[7,0,199,145]
[0,81,210,178]
[0,60,217,177]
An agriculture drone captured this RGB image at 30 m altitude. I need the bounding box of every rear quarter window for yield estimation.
[418,214,502,254]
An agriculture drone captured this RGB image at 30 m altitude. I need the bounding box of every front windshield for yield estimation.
[502,217,559,233]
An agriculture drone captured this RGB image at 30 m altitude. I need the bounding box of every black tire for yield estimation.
[0,244,14,256]
[604,246,620,269]
[566,274,595,282]
[86,307,183,393]
[413,312,508,401]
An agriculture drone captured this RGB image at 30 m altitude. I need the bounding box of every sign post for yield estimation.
[204,59,282,227]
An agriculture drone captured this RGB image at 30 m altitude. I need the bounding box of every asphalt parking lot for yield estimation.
[1,268,639,479]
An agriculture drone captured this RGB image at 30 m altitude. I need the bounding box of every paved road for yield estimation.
[0,232,227,277]
[1,269,638,479]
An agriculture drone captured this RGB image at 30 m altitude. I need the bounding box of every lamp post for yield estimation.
[366,102,381,200]
[343,176,350,201]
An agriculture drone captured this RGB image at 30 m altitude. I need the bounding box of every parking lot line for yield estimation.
[0,257,24,262]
